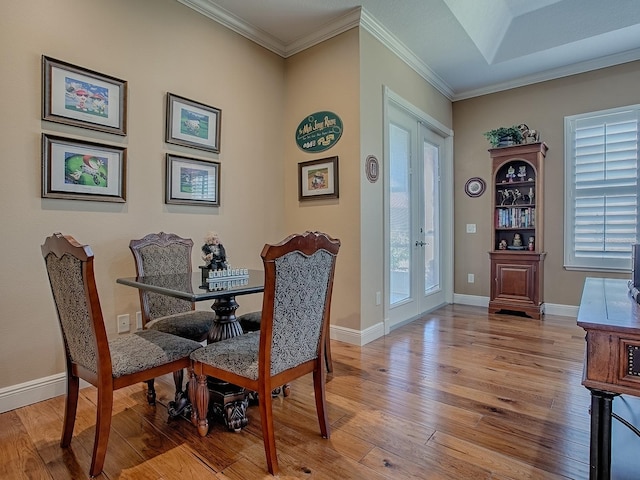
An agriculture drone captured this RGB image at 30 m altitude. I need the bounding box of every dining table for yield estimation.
[117,268,264,430]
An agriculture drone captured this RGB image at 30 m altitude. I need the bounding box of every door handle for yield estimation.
[415,241,426,246]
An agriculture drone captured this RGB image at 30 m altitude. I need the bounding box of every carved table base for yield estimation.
[207,379,249,431]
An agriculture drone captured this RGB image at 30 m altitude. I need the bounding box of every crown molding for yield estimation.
[359,9,453,100]
[452,47,640,101]
[284,8,362,57]
[177,0,455,100]
[177,0,286,56]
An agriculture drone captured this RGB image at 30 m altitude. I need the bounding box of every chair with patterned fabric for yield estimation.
[190,231,340,475]
[238,310,334,373]
[129,232,214,405]
[41,233,202,477]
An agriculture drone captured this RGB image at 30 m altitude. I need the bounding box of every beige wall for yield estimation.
[359,30,452,332]
[452,61,640,306]
[283,29,362,331]
[0,0,286,389]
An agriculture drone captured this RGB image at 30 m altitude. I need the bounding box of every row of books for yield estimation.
[495,207,535,229]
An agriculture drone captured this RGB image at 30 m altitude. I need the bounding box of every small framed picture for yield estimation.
[42,56,127,135]
[166,154,220,206]
[298,156,339,201]
[166,93,221,153]
[42,134,126,202]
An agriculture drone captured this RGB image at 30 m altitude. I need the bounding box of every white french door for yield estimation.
[385,95,451,331]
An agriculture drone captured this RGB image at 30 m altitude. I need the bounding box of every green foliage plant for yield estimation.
[483,125,524,147]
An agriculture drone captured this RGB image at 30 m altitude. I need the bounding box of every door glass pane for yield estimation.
[424,140,440,293]
[390,122,411,304]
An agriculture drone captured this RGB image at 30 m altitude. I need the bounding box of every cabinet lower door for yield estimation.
[488,251,545,319]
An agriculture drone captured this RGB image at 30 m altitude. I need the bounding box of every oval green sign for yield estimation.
[295,111,343,153]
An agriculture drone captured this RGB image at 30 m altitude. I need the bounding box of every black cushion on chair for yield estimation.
[237,311,262,333]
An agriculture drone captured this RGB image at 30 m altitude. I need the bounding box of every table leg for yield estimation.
[205,294,249,431]
[588,388,619,480]
[207,295,244,343]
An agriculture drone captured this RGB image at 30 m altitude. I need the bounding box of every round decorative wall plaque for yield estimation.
[365,155,379,183]
[295,111,343,153]
[464,177,486,197]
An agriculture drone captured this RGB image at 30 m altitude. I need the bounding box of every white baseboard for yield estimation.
[0,300,578,414]
[453,293,578,317]
[452,293,489,307]
[0,373,67,414]
[329,322,384,346]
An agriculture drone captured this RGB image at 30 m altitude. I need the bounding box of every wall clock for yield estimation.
[464,177,486,197]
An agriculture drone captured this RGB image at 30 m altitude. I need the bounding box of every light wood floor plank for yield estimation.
[6,305,637,478]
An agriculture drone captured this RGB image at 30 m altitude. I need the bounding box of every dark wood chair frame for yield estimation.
[41,233,199,477]
[190,231,340,475]
[129,232,211,406]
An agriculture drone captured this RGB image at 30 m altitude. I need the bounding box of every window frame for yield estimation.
[564,104,640,272]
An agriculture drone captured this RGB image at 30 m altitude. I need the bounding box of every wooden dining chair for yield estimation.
[190,231,340,475]
[129,232,215,405]
[238,310,334,373]
[41,233,202,477]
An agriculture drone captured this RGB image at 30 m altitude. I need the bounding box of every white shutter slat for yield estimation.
[565,105,639,270]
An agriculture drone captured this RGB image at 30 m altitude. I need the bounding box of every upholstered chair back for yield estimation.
[268,249,333,375]
[43,235,105,376]
[129,232,194,323]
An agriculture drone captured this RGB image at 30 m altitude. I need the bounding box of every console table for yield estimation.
[577,277,640,479]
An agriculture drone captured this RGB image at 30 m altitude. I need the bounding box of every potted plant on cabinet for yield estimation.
[483,125,524,148]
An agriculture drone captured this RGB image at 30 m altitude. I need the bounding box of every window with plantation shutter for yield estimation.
[564,105,639,271]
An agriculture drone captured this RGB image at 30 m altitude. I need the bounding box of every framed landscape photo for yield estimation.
[166,154,220,206]
[42,56,127,135]
[298,156,339,201]
[166,93,221,153]
[42,134,126,202]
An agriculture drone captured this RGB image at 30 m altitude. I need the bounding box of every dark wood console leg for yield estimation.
[588,389,618,480]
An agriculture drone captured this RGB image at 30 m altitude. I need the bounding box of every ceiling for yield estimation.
[177,0,640,101]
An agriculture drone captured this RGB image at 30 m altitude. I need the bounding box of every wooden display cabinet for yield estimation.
[488,142,548,319]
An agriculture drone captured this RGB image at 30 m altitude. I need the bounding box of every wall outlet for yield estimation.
[467,273,475,283]
[117,314,130,333]
[375,291,382,306]
[466,224,477,233]
[136,311,142,330]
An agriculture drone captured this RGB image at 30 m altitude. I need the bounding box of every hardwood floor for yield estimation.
[0,304,621,479]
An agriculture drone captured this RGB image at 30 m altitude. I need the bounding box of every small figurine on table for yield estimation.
[506,165,516,183]
[202,232,228,270]
[528,236,535,251]
[498,239,508,250]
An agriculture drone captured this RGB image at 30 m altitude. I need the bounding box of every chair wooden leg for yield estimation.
[61,372,79,447]
[258,383,278,475]
[173,368,184,400]
[146,379,156,405]
[89,386,114,477]
[313,365,330,439]
[324,334,333,373]
[187,366,198,427]
[194,369,210,437]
